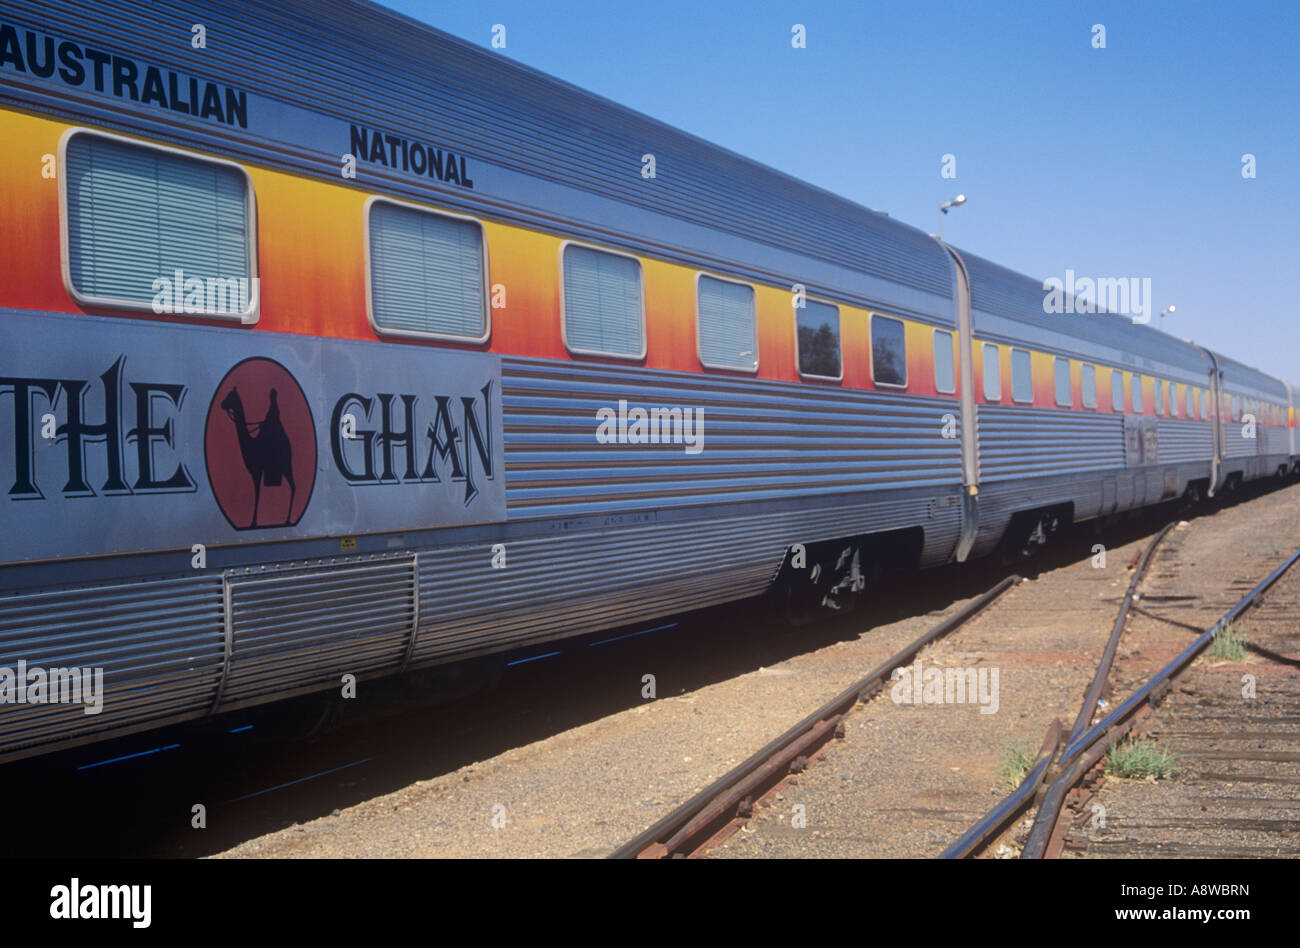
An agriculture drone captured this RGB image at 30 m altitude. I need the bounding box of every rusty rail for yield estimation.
[610,573,1021,859]
[941,524,1172,859]
[1068,522,1174,744]
[1020,545,1300,858]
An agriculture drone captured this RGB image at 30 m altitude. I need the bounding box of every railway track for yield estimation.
[944,537,1300,859]
[1064,554,1300,858]
[941,523,1176,857]
[610,575,1021,859]
[6,483,1292,860]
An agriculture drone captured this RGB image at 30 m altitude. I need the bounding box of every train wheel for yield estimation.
[777,542,873,626]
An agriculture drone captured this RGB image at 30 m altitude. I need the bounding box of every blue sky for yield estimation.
[383,0,1299,381]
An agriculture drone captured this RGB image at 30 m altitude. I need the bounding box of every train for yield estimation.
[0,0,1295,765]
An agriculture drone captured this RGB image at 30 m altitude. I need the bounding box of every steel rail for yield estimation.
[1019,545,1300,858]
[940,525,1173,859]
[1067,523,1175,744]
[610,573,1021,859]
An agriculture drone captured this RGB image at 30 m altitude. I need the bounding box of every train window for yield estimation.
[1131,375,1143,413]
[1168,382,1177,416]
[796,299,842,380]
[1153,379,1164,415]
[933,330,955,394]
[1231,395,1239,421]
[696,274,758,371]
[983,343,1001,401]
[367,199,488,341]
[1081,364,1097,409]
[561,243,645,359]
[1112,370,1124,411]
[1011,348,1032,403]
[1195,389,1202,419]
[62,129,257,319]
[870,314,907,387]
[1187,386,1194,417]
[1054,357,1071,407]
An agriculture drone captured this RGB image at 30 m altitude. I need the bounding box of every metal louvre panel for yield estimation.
[977,405,1123,481]
[1156,419,1213,463]
[410,495,959,663]
[502,359,963,519]
[0,573,222,758]
[10,1,952,300]
[65,132,250,305]
[217,557,415,707]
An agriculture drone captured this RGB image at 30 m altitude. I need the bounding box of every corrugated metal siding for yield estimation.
[409,495,960,664]
[217,557,416,707]
[0,573,222,758]
[961,251,1210,372]
[1222,424,1259,460]
[977,406,1124,481]
[8,0,954,300]
[502,358,964,518]
[1215,350,1290,401]
[1157,419,1213,463]
[1262,427,1290,457]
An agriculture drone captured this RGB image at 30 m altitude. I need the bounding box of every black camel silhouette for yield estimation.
[221,386,295,527]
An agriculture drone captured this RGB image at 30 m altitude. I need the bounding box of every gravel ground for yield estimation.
[711,528,1163,858]
[214,483,1300,859]
[1064,500,1300,858]
[216,596,980,857]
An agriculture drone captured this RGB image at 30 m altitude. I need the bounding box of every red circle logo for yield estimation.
[205,358,316,530]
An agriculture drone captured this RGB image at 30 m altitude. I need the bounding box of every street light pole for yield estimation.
[939,194,966,241]
[1160,305,1175,330]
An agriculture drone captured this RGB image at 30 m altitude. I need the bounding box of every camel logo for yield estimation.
[204,358,316,530]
